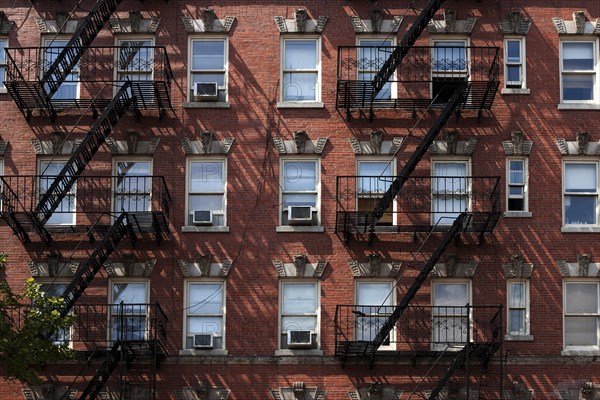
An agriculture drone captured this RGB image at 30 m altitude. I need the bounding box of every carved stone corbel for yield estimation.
[200,130,214,154]
[368,254,382,277]
[502,131,533,155]
[576,131,590,155]
[574,11,586,34]
[293,255,308,277]
[51,131,64,154]
[499,10,532,35]
[370,131,383,154]
[295,9,308,32]
[444,10,457,33]
[371,10,384,33]
[272,258,328,278]
[294,131,308,153]
[503,254,533,279]
[578,254,591,277]
[126,130,139,155]
[197,253,212,276]
[201,8,217,32]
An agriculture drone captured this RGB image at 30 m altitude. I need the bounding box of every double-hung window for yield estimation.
[561,41,596,103]
[432,160,470,225]
[504,38,526,90]
[40,282,71,346]
[432,39,468,104]
[563,161,598,226]
[187,159,226,227]
[355,281,395,349]
[116,38,154,84]
[507,158,528,212]
[281,159,319,226]
[281,38,320,102]
[185,281,225,350]
[110,281,148,342]
[432,281,471,350]
[42,38,79,100]
[507,280,530,337]
[358,38,394,100]
[189,38,227,102]
[280,281,319,349]
[0,38,7,92]
[357,159,394,225]
[564,281,600,351]
[38,159,76,225]
[113,160,152,214]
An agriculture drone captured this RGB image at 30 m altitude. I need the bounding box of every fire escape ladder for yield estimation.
[78,341,123,400]
[428,343,473,400]
[370,0,447,102]
[36,82,133,225]
[57,212,131,318]
[370,213,468,354]
[41,0,123,100]
[370,85,467,230]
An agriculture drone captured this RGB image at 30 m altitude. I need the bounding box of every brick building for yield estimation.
[0,0,599,399]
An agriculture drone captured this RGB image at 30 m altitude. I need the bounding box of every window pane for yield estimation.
[357,282,393,306]
[509,186,524,196]
[433,42,466,71]
[192,41,225,70]
[113,283,147,304]
[509,310,526,334]
[433,283,468,307]
[506,40,521,63]
[283,72,317,101]
[283,283,317,314]
[563,42,594,70]
[359,71,391,99]
[190,162,224,192]
[189,194,223,211]
[282,316,317,331]
[565,195,596,224]
[0,40,5,64]
[358,162,393,193]
[565,164,596,192]
[509,283,526,308]
[189,316,222,334]
[189,284,222,314]
[507,66,521,83]
[565,316,597,346]
[284,40,317,69]
[358,40,392,71]
[192,72,225,87]
[509,160,524,184]
[566,283,598,313]
[563,74,594,101]
[508,198,524,211]
[283,161,317,191]
[283,193,317,208]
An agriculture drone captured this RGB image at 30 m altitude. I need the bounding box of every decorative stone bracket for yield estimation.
[558,381,599,400]
[32,135,82,156]
[348,255,401,278]
[429,131,477,155]
[502,131,533,156]
[349,11,403,34]
[175,382,231,400]
[178,253,232,278]
[0,11,16,34]
[349,133,403,155]
[22,382,76,400]
[502,254,533,279]
[558,254,599,277]
[28,256,79,278]
[271,382,325,400]
[553,11,600,35]
[427,10,477,34]
[35,13,83,34]
[556,131,599,155]
[181,131,234,155]
[348,382,402,399]
[273,132,327,154]
[503,380,533,400]
[109,10,161,33]
[274,9,328,34]
[105,132,159,155]
[0,139,7,156]
[499,10,532,35]
[431,255,479,278]
[181,9,235,33]
[104,257,156,278]
[273,255,328,278]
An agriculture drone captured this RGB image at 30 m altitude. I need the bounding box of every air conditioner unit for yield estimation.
[287,330,313,348]
[192,210,213,225]
[193,334,214,349]
[194,82,218,101]
[287,206,312,225]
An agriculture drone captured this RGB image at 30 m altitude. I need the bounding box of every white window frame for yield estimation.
[38,158,76,226]
[503,37,526,90]
[354,280,396,351]
[39,280,72,348]
[563,280,600,352]
[188,36,228,103]
[431,280,472,351]
[42,37,80,100]
[112,158,153,215]
[185,158,227,227]
[279,158,321,226]
[109,279,149,343]
[184,280,226,351]
[0,37,7,93]
[506,157,528,213]
[507,280,530,337]
[559,39,598,105]
[280,36,321,103]
[279,280,320,350]
[430,37,470,104]
[562,160,599,227]
[356,36,397,100]
[431,158,471,226]
[356,158,397,226]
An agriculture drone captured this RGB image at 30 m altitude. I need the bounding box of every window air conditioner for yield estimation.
[194,82,218,101]
[287,206,312,225]
[287,330,313,348]
[192,210,213,225]
[193,334,214,349]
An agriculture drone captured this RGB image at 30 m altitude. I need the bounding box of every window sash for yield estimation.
[188,161,225,194]
[0,39,6,91]
[564,282,600,348]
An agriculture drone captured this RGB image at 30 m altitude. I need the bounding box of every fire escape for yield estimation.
[1,1,171,398]
[335,1,502,398]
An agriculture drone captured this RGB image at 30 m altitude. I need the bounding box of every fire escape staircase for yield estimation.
[4,0,123,121]
[78,341,123,400]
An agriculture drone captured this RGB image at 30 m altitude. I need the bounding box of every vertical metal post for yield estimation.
[466,303,470,398]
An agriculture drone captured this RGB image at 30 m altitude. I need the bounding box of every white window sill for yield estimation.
[501,88,530,95]
[561,349,600,356]
[558,103,600,110]
[276,226,324,233]
[504,211,533,218]
[182,226,230,233]
[179,349,228,356]
[561,226,600,233]
[277,101,324,109]
[183,101,231,109]
[505,334,534,341]
[275,349,324,356]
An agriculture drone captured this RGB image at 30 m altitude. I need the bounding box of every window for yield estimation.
[507,158,528,212]
[185,282,225,350]
[40,282,71,346]
[281,38,320,102]
[355,281,395,349]
[357,38,395,100]
[504,37,526,89]
[186,159,226,227]
[564,281,600,350]
[38,159,76,225]
[432,160,470,225]
[507,280,530,336]
[280,281,319,349]
[432,39,468,104]
[561,41,596,102]
[110,281,148,342]
[0,38,7,92]
[563,161,598,225]
[189,38,227,102]
[116,38,154,85]
[113,160,152,214]
[357,159,395,225]
[281,159,320,226]
[42,38,79,100]
[432,281,471,350]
